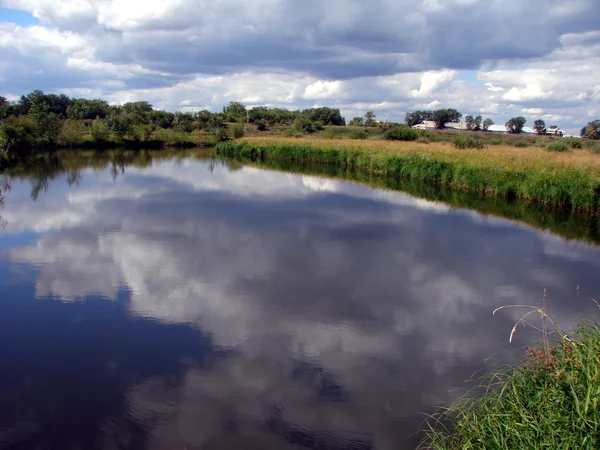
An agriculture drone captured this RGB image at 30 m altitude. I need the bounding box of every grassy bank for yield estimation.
[216,137,600,211]
[420,321,600,449]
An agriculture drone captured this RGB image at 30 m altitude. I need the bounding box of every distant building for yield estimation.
[546,126,564,137]
[412,120,436,130]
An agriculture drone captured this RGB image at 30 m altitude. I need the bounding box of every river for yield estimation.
[0,152,599,449]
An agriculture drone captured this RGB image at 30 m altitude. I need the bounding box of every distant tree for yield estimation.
[505,116,527,134]
[107,114,132,140]
[223,101,247,123]
[348,117,364,126]
[0,96,8,119]
[364,111,376,127]
[473,115,482,131]
[59,119,86,147]
[534,119,547,135]
[404,110,433,127]
[465,115,475,130]
[67,98,110,120]
[302,107,345,126]
[483,118,494,131]
[433,108,462,129]
[90,118,111,142]
[581,120,600,140]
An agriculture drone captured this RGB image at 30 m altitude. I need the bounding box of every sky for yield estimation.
[0,0,599,135]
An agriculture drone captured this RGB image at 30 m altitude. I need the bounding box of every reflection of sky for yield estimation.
[1,158,600,449]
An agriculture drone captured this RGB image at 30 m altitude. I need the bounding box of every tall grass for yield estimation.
[216,138,600,211]
[420,302,600,450]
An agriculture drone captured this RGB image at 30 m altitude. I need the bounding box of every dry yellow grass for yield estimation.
[240,136,600,176]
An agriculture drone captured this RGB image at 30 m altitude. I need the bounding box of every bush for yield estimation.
[282,128,306,138]
[384,125,419,141]
[230,124,245,139]
[90,118,111,143]
[350,130,368,140]
[319,128,337,139]
[489,136,505,145]
[416,137,430,144]
[59,119,86,146]
[546,141,571,152]
[588,141,600,154]
[513,140,528,148]
[454,134,485,149]
[565,138,583,149]
[255,120,267,131]
[213,127,230,142]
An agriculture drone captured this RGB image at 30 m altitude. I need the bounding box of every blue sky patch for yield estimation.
[0,7,40,26]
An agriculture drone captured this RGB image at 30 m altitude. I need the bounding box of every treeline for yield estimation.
[0,90,346,162]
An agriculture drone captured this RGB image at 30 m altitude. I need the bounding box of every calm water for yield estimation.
[1,154,600,449]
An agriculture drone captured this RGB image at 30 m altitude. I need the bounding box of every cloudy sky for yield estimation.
[0,0,599,134]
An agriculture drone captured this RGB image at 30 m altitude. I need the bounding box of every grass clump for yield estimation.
[454,134,485,149]
[384,125,419,141]
[589,141,600,154]
[350,129,369,140]
[546,140,571,152]
[512,140,529,148]
[421,318,600,450]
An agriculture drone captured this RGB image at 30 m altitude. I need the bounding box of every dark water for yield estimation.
[1,154,600,449]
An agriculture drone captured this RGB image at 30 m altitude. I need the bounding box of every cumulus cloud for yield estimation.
[0,0,598,133]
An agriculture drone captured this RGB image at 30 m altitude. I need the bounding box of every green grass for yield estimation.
[216,139,600,211]
[420,322,600,449]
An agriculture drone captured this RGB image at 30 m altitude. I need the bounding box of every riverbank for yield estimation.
[216,137,600,211]
[420,320,600,449]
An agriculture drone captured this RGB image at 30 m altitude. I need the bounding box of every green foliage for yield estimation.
[350,130,369,140]
[433,109,462,129]
[384,125,419,141]
[223,101,247,123]
[405,110,433,127]
[301,107,345,126]
[216,141,600,210]
[67,98,110,120]
[512,140,529,148]
[319,129,337,139]
[581,120,600,139]
[364,111,376,127]
[230,124,245,139]
[107,114,133,140]
[59,119,87,146]
[465,115,482,131]
[588,142,600,154]
[282,128,306,138]
[213,127,230,142]
[255,120,267,131]
[90,118,111,143]
[348,117,364,126]
[566,138,583,149]
[506,116,527,134]
[546,141,571,152]
[454,134,485,149]
[483,118,494,131]
[420,323,600,450]
[534,119,547,135]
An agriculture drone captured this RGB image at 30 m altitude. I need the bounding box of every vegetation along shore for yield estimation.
[217,137,600,211]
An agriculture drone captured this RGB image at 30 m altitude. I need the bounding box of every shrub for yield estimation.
[59,119,86,147]
[384,125,419,141]
[588,141,600,154]
[90,118,111,143]
[513,140,528,148]
[319,128,337,139]
[255,120,267,131]
[566,138,583,149]
[489,136,505,145]
[416,137,430,144]
[213,127,230,142]
[282,128,305,138]
[546,141,571,152]
[454,134,485,149]
[350,130,368,140]
[230,124,245,139]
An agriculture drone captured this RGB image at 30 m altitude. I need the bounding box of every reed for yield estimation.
[216,137,600,211]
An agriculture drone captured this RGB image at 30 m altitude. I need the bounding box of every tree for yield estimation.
[223,101,247,123]
[473,115,482,131]
[90,118,111,142]
[404,110,433,127]
[483,118,494,131]
[364,111,376,127]
[505,117,527,134]
[433,109,462,129]
[534,119,546,135]
[581,120,600,140]
[465,115,475,130]
[348,117,364,126]
[0,96,8,120]
[107,114,132,139]
[67,98,110,120]
[59,119,86,147]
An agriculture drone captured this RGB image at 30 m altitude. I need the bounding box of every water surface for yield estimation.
[1,154,599,449]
